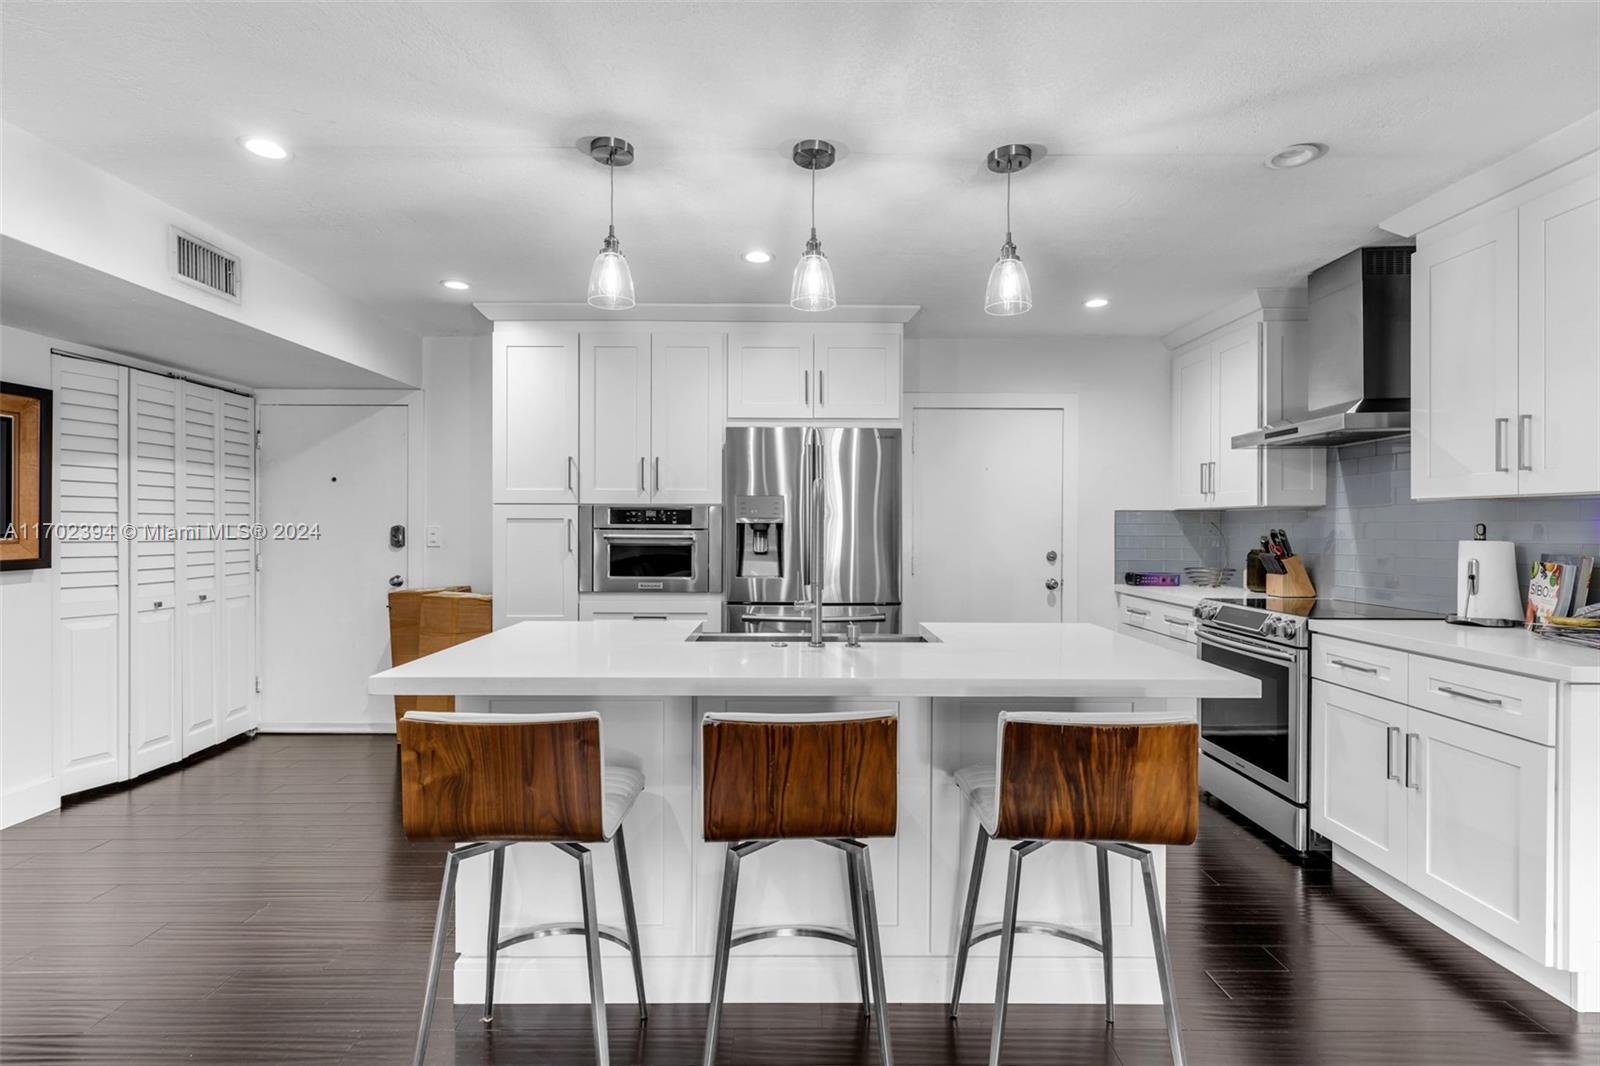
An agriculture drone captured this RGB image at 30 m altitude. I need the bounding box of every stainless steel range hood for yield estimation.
[1232,246,1414,449]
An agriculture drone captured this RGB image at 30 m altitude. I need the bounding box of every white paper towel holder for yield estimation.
[1446,527,1522,628]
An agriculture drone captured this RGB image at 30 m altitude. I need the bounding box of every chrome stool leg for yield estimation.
[613,827,649,1022]
[848,842,894,1066]
[413,844,498,1066]
[846,846,872,1017]
[1136,848,1184,1066]
[573,844,611,1066]
[1095,845,1114,1026]
[948,824,989,1019]
[483,845,506,1023]
[987,840,1033,1066]
[703,841,747,1066]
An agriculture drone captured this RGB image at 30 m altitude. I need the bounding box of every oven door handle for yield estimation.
[598,532,700,542]
[1196,628,1301,666]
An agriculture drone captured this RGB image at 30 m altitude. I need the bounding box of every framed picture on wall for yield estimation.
[1,381,52,571]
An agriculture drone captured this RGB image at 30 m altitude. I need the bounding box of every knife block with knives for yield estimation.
[1261,529,1317,599]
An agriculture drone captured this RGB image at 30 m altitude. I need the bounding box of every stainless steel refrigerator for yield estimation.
[723,426,902,634]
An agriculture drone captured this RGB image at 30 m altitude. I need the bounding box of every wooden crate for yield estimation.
[388,586,470,731]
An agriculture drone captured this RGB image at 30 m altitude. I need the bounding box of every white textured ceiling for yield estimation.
[3,2,1597,340]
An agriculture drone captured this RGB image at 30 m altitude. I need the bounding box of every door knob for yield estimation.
[389,574,404,588]
[1045,578,1060,591]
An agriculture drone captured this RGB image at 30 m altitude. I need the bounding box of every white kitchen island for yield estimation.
[369,621,1257,1007]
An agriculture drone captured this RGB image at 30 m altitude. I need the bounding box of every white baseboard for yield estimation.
[255,722,395,734]
[1,776,61,828]
[1333,845,1592,1010]
[453,953,1159,1006]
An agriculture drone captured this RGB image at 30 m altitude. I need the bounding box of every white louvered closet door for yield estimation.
[53,357,130,794]
[127,371,182,776]
[179,381,223,755]
[217,392,257,741]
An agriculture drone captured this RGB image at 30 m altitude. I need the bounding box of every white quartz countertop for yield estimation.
[1113,583,1253,608]
[1309,618,1600,684]
[369,621,1261,700]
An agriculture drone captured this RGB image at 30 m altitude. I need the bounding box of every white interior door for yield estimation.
[909,405,1065,623]
[179,382,222,755]
[217,392,258,740]
[258,404,408,731]
[128,371,182,776]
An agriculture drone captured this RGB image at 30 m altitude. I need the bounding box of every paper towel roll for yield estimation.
[1456,540,1523,623]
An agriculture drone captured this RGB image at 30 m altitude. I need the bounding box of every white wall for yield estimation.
[905,336,1173,629]
[1,326,61,824]
[420,334,492,592]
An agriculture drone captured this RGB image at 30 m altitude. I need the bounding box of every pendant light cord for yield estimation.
[1005,168,1012,243]
[608,149,616,235]
[810,162,817,238]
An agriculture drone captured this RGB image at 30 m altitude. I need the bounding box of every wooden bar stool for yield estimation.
[399,710,649,1066]
[701,708,899,1066]
[948,711,1199,1066]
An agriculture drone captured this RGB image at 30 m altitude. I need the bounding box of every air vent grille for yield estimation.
[1363,246,1413,277]
[169,227,241,302]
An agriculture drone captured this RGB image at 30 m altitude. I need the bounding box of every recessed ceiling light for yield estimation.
[1084,297,1109,309]
[440,279,471,291]
[742,250,773,264]
[1265,143,1328,170]
[240,136,289,161]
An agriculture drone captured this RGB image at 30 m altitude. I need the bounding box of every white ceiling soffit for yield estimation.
[2,2,1596,340]
[1,238,409,389]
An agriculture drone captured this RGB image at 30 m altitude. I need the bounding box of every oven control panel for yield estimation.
[605,507,694,526]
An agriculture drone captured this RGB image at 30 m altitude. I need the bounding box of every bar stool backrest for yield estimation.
[993,710,1198,845]
[702,709,898,842]
[399,711,606,842]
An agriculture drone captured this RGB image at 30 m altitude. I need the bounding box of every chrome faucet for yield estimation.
[796,580,826,648]
[797,427,828,647]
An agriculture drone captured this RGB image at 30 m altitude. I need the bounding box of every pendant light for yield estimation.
[586,136,636,311]
[984,144,1033,316]
[790,139,837,312]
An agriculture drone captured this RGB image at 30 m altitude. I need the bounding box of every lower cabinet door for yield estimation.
[1311,682,1408,881]
[493,505,579,628]
[1406,708,1556,963]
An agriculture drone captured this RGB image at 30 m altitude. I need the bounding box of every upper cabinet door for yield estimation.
[1410,215,1520,500]
[1516,177,1599,497]
[727,328,814,420]
[1209,326,1263,508]
[494,325,579,503]
[1171,344,1214,509]
[580,331,652,504]
[814,328,902,420]
[650,332,725,503]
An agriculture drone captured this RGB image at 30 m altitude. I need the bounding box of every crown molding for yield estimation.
[473,302,921,324]
[1162,287,1307,351]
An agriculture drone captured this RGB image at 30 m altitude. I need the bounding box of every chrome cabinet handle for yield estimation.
[1386,726,1401,782]
[1164,614,1189,626]
[567,518,574,554]
[1493,418,1509,472]
[1208,461,1217,494]
[1436,684,1503,707]
[1199,462,1207,495]
[1125,607,1150,617]
[1328,657,1380,674]
[654,456,661,492]
[568,455,577,492]
[803,370,810,406]
[1404,732,1420,789]
[639,456,646,492]
[818,370,825,407]
[1517,414,1532,472]
[632,614,668,621]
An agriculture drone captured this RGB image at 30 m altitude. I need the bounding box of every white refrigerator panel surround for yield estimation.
[258,403,408,731]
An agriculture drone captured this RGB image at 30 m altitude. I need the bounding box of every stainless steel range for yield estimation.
[1192,596,1441,851]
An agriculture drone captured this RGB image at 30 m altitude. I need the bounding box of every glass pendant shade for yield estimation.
[790,232,836,312]
[586,230,635,311]
[984,241,1032,316]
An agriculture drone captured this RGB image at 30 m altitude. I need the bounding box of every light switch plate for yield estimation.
[425,525,442,547]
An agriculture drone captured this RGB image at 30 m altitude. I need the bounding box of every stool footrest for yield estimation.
[966,920,1104,954]
[497,922,632,953]
[730,923,858,949]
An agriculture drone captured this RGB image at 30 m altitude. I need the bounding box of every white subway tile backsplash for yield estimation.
[1115,440,1600,611]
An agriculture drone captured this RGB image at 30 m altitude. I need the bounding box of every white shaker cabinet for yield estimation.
[492,504,579,629]
[1408,165,1598,500]
[493,325,579,504]
[580,331,653,503]
[1516,177,1600,497]
[1311,682,1408,881]
[1210,326,1265,508]
[727,325,902,421]
[1171,345,1214,509]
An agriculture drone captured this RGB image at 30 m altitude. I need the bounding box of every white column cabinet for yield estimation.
[53,357,131,795]
[1410,169,1598,500]
[727,326,902,421]
[1515,178,1600,497]
[1311,682,1408,881]
[493,325,579,504]
[128,371,182,776]
[492,504,579,629]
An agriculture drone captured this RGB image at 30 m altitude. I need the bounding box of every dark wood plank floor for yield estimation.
[1,734,1594,1065]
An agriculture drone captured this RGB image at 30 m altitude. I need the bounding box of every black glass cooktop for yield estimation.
[1222,597,1446,621]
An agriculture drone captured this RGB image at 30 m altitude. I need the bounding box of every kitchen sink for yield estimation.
[688,632,931,644]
